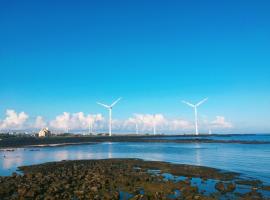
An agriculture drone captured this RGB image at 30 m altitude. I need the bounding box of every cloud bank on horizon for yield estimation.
[0,109,232,134]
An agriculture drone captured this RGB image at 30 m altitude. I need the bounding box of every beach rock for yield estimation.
[0,159,266,200]
[90,186,98,192]
[130,194,144,200]
[240,190,263,200]
[12,172,18,178]
[25,189,35,198]
[262,185,270,191]
[215,182,226,193]
[74,190,84,198]
[227,182,236,192]
[17,186,27,196]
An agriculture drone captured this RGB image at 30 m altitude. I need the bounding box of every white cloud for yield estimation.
[33,116,47,129]
[169,119,193,131]
[123,114,166,131]
[0,109,233,133]
[0,109,29,130]
[49,112,104,130]
[122,114,192,133]
[210,116,233,129]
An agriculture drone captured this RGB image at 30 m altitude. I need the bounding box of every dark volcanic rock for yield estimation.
[215,181,236,194]
[227,182,236,192]
[0,159,267,200]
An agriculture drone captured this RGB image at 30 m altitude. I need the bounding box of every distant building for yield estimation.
[38,128,51,137]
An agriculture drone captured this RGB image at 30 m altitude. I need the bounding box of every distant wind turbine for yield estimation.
[88,120,94,135]
[97,98,122,136]
[182,98,208,135]
[153,114,156,135]
[135,122,139,135]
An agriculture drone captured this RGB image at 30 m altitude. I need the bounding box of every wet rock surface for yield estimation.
[0,159,269,199]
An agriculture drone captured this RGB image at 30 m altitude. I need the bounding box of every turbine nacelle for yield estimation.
[97,97,122,110]
[182,97,208,108]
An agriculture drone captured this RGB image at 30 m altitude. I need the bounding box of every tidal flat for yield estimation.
[0,159,269,200]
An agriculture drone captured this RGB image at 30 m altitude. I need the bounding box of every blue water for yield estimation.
[148,134,270,142]
[1,140,270,186]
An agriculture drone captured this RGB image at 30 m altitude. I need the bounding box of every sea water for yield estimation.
[1,136,270,186]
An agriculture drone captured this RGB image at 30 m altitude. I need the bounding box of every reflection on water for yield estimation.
[108,142,112,159]
[54,151,69,161]
[195,143,201,166]
[0,142,270,185]
[3,155,23,170]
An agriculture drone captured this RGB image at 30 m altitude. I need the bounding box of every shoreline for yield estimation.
[0,158,269,199]
[1,135,270,149]
[27,141,98,148]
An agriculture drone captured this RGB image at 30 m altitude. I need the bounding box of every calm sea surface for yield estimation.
[148,134,270,142]
[1,134,270,185]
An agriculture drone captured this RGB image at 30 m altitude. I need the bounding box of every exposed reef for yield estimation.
[0,159,269,199]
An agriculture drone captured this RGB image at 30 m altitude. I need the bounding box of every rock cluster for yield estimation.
[214,182,236,194]
[0,159,267,200]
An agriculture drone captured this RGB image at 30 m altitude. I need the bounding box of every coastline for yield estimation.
[1,135,269,149]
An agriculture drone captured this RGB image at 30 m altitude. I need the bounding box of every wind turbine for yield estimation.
[135,122,139,135]
[152,114,156,135]
[182,98,208,135]
[88,120,94,135]
[97,98,121,136]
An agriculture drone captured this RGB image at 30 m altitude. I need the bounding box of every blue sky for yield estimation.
[0,0,270,133]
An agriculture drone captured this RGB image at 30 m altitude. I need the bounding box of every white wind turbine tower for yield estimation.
[97,98,121,136]
[88,120,94,135]
[135,121,139,135]
[152,114,156,135]
[182,98,208,135]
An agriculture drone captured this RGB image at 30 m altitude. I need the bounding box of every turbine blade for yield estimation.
[97,102,110,109]
[111,97,122,107]
[182,100,195,108]
[196,98,208,107]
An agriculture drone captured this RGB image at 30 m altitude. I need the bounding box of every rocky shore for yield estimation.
[1,135,269,149]
[0,159,268,199]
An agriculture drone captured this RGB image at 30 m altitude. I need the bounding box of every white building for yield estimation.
[38,128,51,137]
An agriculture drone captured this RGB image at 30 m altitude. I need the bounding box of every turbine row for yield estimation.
[96,97,208,136]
